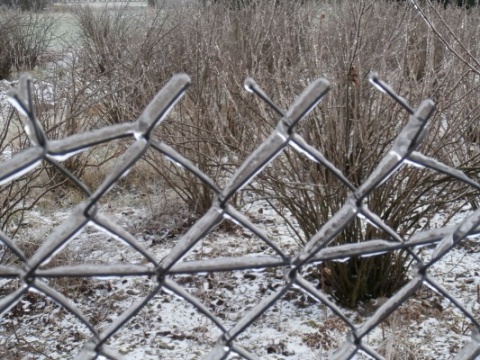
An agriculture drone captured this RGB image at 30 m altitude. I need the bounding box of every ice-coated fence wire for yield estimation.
[1,73,480,359]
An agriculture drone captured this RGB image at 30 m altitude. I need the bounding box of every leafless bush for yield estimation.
[0,0,50,11]
[0,107,57,267]
[32,53,124,187]
[73,4,275,214]
[72,6,184,125]
[69,0,479,306]
[72,5,217,212]
[0,48,123,261]
[245,0,480,307]
[0,8,57,80]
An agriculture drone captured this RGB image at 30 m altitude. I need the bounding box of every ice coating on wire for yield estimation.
[0,73,478,359]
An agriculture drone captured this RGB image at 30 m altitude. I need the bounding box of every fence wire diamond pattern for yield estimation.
[1,73,480,359]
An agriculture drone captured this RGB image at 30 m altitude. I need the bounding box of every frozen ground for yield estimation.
[0,185,479,359]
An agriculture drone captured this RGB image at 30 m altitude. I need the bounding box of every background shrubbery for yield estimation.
[0,7,58,257]
[0,7,56,79]
[1,0,479,307]
[0,0,49,11]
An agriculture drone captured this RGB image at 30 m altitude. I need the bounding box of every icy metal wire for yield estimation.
[1,73,480,359]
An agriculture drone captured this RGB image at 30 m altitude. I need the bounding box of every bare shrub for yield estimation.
[0,8,57,80]
[0,61,122,263]
[245,0,480,307]
[0,0,50,11]
[72,5,218,213]
[72,4,275,214]
[69,0,479,306]
[33,53,124,187]
[0,106,59,267]
[72,6,183,125]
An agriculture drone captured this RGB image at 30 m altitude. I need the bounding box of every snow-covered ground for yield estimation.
[0,183,479,359]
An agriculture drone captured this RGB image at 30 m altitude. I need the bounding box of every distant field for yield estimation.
[50,0,195,9]
[47,5,149,50]
[48,12,77,50]
[51,1,148,10]
[46,0,197,50]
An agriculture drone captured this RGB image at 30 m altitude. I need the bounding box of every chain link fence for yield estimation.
[1,73,479,359]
